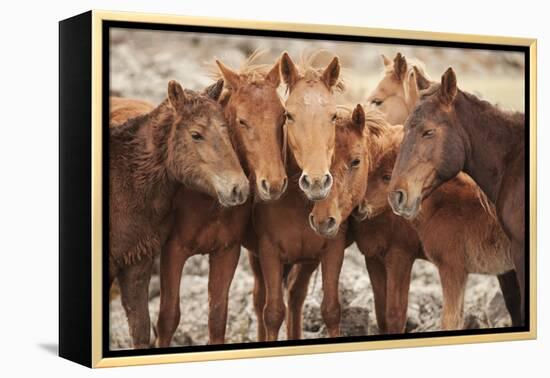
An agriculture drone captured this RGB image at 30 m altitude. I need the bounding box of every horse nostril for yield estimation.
[327,216,336,229]
[281,177,288,193]
[308,213,316,229]
[322,173,333,190]
[260,179,269,193]
[300,174,311,190]
[390,190,406,208]
[231,185,240,201]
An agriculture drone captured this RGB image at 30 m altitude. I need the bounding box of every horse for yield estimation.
[387,67,526,324]
[356,124,520,331]
[249,51,344,341]
[356,53,521,331]
[109,80,249,348]
[366,53,430,125]
[309,105,375,238]
[282,51,343,201]
[155,53,288,347]
[289,106,386,337]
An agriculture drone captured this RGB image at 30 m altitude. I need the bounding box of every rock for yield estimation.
[487,290,513,328]
[341,307,369,336]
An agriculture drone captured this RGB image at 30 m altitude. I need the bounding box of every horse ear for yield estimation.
[203,79,224,101]
[381,54,392,67]
[322,56,340,89]
[393,53,407,82]
[406,70,420,106]
[351,104,366,134]
[265,61,281,87]
[167,80,188,109]
[413,66,431,90]
[216,60,241,90]
[440,67,458,105]
[280,52,299,89]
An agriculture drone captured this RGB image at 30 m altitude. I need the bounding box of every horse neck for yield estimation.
[112,100,174,190]
[223,94,253,178]
[457,92,523,203]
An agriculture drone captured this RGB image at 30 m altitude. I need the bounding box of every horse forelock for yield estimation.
[293,50,346,93]
[210,49,276,89]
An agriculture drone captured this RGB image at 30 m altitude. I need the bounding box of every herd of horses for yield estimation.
[109,50,526,349]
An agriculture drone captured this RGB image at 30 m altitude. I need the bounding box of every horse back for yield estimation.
[110,96,155,126]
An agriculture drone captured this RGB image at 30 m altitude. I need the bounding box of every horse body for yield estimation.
[156,55,288,347]
[109,80,248,349]
[252,153,348,341]
[365,120,520,330]
[388,66,526,324]
[250,52,346,341]
[352,209,422,334]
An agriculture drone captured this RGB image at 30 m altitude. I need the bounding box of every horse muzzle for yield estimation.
[388,189,421,220]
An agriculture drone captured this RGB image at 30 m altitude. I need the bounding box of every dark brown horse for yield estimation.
[109,80,249,348]
[388,67,526,324]
[356,124,520,331]
[155,54,288,347]
[249,51,345,341]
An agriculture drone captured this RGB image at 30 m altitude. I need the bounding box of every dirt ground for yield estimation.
[108,28,524,349]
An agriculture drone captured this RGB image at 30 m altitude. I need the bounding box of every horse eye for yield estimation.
[350,158,361,168]
[285,112,294,122]
[190,131,203,141]
[382,174,392,182]
[422,129,435,138]
[371,99,383,106]
[239,119,249,128]
[331,113,338,122]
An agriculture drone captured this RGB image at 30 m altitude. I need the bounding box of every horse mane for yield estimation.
[211,48,273,85]
[460,173,499,221]
[295,50,345,93]
[460,90,525,125]
[212,49,282,109]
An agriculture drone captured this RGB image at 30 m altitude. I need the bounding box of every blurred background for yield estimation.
[109,27,525,350]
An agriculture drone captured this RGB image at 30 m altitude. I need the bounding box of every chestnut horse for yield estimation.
[155,54,287,347]
[388,67,526,324]
[290,106,386,335]
[357,124,519,331]
[109,80,249,348]
[249,52,344,341]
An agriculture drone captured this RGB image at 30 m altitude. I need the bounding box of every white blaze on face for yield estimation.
[301,91,328,107]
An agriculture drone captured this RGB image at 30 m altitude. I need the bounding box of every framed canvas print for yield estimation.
[59,10,537,368]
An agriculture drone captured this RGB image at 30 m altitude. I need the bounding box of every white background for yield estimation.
[0,0,547,376]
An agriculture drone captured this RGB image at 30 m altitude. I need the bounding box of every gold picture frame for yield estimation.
[59,9,537,368]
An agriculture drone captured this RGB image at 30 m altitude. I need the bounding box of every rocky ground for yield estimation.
[109,245,512,349]
[108,28,522,350]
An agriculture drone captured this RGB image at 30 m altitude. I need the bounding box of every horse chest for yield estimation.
[353,214,412,259]
[255,194,330,264]
[277,228,330,263]
[174,196,250,255]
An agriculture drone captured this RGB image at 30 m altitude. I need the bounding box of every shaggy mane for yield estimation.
[211,48,274,86]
